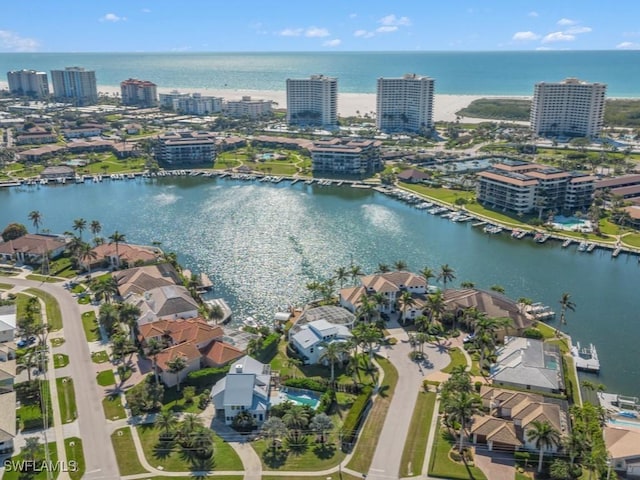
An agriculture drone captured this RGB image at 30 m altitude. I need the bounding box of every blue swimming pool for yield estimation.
[281,387,320,409]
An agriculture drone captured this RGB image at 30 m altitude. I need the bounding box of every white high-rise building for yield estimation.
[6,70,50,98]
[286,74,337,128]
[50,67,98,106]
[530,78,606,138]
[376,74,435,133]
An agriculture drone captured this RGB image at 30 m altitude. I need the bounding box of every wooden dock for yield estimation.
[571,341,600,373]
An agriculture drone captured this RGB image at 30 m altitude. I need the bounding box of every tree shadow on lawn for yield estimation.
[179,449,215,473]
[377,384,391,398]
[262,446,289,468]
[313,441,336,459]
[153,438,176,460]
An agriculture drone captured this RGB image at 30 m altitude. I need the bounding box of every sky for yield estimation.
[2,0,640,53]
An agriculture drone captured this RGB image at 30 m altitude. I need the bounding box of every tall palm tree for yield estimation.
[73,218,87,240]
[262,417,287,453]
[319,341,346,382]
[334,266,348,289]
[167,356,188,392]
[352,323,383,363]
[179,413,204,447]
[426,291,446,325]
[118,303,141,342]
[444,390,482,452]
[559,292,576,326]
[90,220,102,242]
[376,263,391,273]
[22,437,42,462]
[98,303,119,334]
[154,410,179,438]
[398,290,416,325]
[420,266,435,291]
[438,264,456,290]
[108,230,127,267]
[526,420,561,473]
[393,259,408,271]
[92,276,119,304]
[283,405,310,443]
[79,242,97,274]
[147,338,164,385]
[356,294,376,323]
[349,264,364,285]
[28,211,43,234]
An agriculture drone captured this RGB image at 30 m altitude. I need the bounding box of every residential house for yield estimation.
[0,234,67,264]
[0,391,16,454]
[126,285,199,326]
[211,356,272,425]
[604,426,640,477]
[84,242,160,270]
[155,342,201,387]
[113,264,181,298]
[289,319,352,365]
[490,337,564,394]
[0,305,16,343]
[396,168,431,184]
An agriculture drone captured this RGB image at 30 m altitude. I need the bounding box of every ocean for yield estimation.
[1,51,640,97]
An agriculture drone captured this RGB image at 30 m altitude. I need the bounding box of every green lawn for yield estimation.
[102,394,126,420]
[160,385,207,414]
[253,433,346,471]
[136,424,243,471]
[64,437,86,480]
[622,233,640,248]
[25,274,64,283]
[347,356,399,473]
[563,356,581,406]
[16,293,42,324]
[2,441,58,480]
[96,369,116,387]
[24,288,63,330]
[91,350,109,363]
[262,476,362,480]
[428,425,487,480]
[441,347,468,374]
[56,377,77,423]
[53,353,69,368]
[16,380,54,431]
[399,391,437,477]
[81,311,100,342]
[0,282,13,289]
[51,338,65,348]
[400,183,475,205]
[111,427,148,476]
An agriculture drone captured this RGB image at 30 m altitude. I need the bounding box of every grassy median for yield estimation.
[399,391,437,477]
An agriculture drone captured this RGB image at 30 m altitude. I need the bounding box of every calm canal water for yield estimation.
[0,177,638,395]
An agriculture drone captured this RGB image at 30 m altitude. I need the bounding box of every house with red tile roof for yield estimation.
[82,242,160,270]
[0,234,67,264]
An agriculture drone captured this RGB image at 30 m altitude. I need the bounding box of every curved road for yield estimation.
[6,277,118,480]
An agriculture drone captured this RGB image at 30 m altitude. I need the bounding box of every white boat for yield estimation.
[577,241,588,252]
[243,316,259,329]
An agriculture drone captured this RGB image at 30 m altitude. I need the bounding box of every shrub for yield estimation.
[253,332,280,362]
[514,451,531,467]
[317,389,336,414]
[185,366,229,388]
[522,328,544,340]
[386,337,398,345]
[340,386,373,446]
[474,381,483,393]
[182,386,196,404]
[283,377,328,392]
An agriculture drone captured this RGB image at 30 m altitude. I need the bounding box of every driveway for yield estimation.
[474,449,517,480]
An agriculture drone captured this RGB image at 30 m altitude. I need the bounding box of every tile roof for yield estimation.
[114,263,180,297]
[203,341,244,367]
[0,234,66,256]
[91,242,158,266]
[605,426,640,459]
[156,342,201,371]
[138,317,223,346]
[0,391,17,442]
[470,415,524,447]
[443,289,532,330]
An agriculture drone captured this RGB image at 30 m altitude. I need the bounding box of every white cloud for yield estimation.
[305,27,330,38]
[349,13,357,19]
[557,18,576,26]
[279,28,303,37]
[0,30,39,52]
[528,11,539,17]
[565,26,592,34]
[542,31,575,43]
[101,13,126,22]
[323,39,341,47]
[141,8,151,13]
[616,41,640,50]
[379,14,411,26]
[512,31,540,41]
[376,25,398,34]
[354,29,374,38]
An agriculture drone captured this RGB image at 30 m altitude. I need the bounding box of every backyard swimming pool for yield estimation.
[280,387,320,409]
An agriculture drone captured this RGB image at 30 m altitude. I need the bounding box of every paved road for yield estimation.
[7,278,119,480]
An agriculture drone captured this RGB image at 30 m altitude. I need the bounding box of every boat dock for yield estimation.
[525,302,556,320]
[204,298,232,324]
[571,341,600,373]
[198,272,214,291]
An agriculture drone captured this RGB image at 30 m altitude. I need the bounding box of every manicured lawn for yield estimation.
[91,350,109,363]
[441,347,468,374]
[82,311,100,342]
[111,427,148,476]
[102,394,126,420]
[400,183,475,205]
[253,433,346,471]
[65,437,86,480]
[563,356,581,406]
[24,288,63,330]
[96,369,116,387]
[428,425,488,480]
[16,380,54,431]
[16,293,42,324]
[51,337,65,347]
[622,233,640,248]
[53,353,69,368]
[262,476,362,480]
[516,472,532,480]
[399,391,437,477]
[25,274,64,283]
[0,282,12,289]
[160,385,206,414]
[56,377,77,423]
[137,424,243,471]
[2,441,58,480]
[347,356,399,473]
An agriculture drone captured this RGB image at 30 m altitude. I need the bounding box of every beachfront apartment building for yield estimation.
[159,91,222,115]
[50,67,98,106]
[6,69,49,99]
[286,75,337,128]
[530,78,607,138]
[155,131,217,167]
[310,138,381,175]
[376,74,435,133]
[476,160,596,215]
[224,96,273,118]
[120,78,158,107]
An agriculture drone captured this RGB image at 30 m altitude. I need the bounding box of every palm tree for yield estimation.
[18,351,40,382]
[73,218,87,240]
[349,264,364,285]
[179,413,205,447]
[426,291,446,325]
[490,284,505,294]
[398,290,416,325]
[147,338,164,385]
[90,220,102,242]
[460,281,475,288]
[79,242,97,274]
[393,259,408,271]
[98,303,119,334]
[370,292,388,319]
[559,292,576,326]
[526,420,561,473]
[310,413,334,444]
[356,294,376,323]
[118,303,141,342]
[262,416,287,452]
[420,266,435,291]
[438,264,456,290]
[444,390,482,452]
[92,276,119,304]
[352,323,383,363]
[22,436,42,462]
[283,405,310,443]
[334,266,348,289]
[319,341,346,382]
[167,356,188,392]
[376,263,391,273]
[108,230,127,267]
[155,410,179,438]
[28,211,43,234]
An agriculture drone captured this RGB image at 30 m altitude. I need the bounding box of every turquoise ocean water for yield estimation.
[1,51,640,96]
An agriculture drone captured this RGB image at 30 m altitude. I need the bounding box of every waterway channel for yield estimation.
[0,176,638,395]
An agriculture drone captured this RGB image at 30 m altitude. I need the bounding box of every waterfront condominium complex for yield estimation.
[286,74,337,128]
[476,160,596,215]
[224,96,273,118]
[120,78,158,107]
[155,131,217,167]
[50,67,98,106]
[376,73,435,133]
[310,138,381,176]
[159,91,222,115]
[530,78,607,138]
[6,69,50,98]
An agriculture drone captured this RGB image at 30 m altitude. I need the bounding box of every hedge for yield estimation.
[185,366,230,387]
[283,377,328,392]
[317,389,336,414]
[253,332,280,362]
[522,328,544,340]
[340,386,373,445]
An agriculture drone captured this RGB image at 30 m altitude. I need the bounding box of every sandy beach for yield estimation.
[0,80,529,122]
